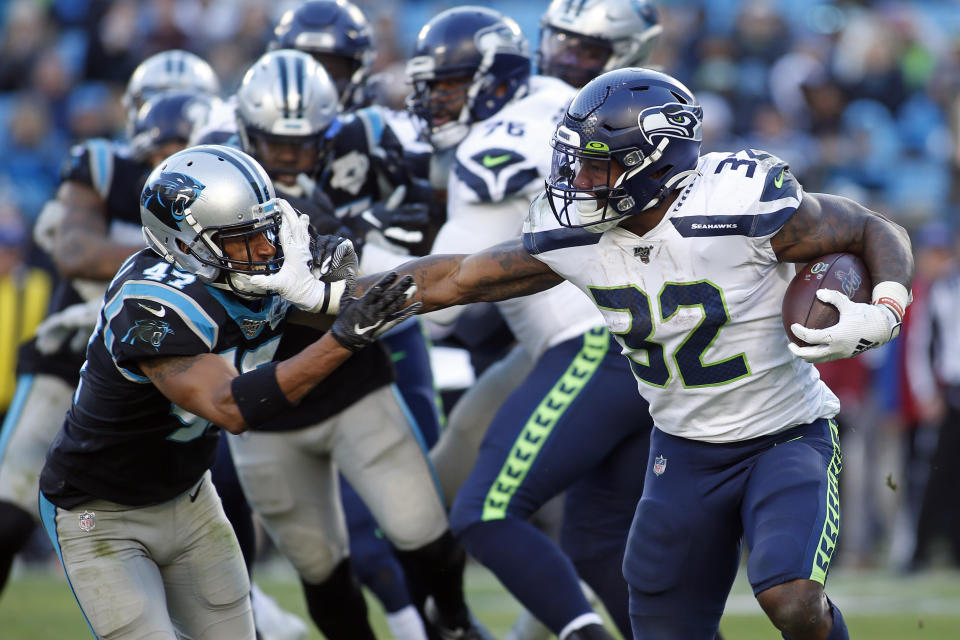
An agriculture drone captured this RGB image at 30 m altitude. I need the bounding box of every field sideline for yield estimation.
[1,559,958,639]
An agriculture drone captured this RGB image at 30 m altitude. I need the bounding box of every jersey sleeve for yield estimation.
[60,138,115,198]
[747,150,804,237]
[102,280,220,371]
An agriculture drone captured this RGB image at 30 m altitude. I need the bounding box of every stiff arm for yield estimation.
[358,238,565,312]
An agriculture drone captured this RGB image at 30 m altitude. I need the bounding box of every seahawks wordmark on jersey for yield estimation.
[40,249,291,509]
[524,150,840,442]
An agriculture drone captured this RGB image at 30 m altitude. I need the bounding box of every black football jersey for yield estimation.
[40,249,291,508]
[18,139,153,384]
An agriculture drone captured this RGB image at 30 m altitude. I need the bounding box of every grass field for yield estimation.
[1,559,959,639]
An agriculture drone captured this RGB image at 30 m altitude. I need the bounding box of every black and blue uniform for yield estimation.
[39,249,290,509]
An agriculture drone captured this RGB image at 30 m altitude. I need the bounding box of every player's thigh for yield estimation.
[227,430,347,582]
[625,429,744,624]
[452,332,643,528]
[38,494,178,639]
[381,318,441,447]
[162,478,254,639]
[0,374,74,512]
[430,344,534,506]
[744,418,842,594]
[334,385,448,550]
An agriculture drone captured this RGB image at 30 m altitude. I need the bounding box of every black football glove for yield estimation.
[347,185,432,254]
[330,272,421,352]
[309,234,358,298]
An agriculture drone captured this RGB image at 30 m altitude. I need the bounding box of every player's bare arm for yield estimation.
[770,191,914,289]
[358,238,564,311]
[53,181,143,280]
[139,333,353,434]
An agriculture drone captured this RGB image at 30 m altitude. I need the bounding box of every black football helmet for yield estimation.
[405,6,530,150]
[547,68,702,230]
[269,0,374,110]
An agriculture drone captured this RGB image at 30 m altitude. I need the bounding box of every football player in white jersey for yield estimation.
[405,7,655,639]
[368,67,913,640]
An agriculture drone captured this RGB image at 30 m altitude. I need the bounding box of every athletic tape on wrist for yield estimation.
[230,362,294,429]
[871,281,910,321]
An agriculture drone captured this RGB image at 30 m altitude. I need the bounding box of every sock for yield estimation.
[0,502,36,595]
[300,559,375,640]
[825,598,849,640]
[395,530,470,629]
[572,553,630,637]
[460,518,595,635]
[385,604,429,640]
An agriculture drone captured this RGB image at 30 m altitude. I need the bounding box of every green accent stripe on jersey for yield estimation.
[809,419,842,584]
[481,326,610,521]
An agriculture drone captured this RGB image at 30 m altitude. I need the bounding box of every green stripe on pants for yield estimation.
[809,418,842,584]
[481,327,610,521]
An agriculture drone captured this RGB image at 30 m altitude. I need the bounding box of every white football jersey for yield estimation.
[434,75,605,359]
[523,149,840,442]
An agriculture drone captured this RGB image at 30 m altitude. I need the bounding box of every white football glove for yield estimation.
[34,300,101,355]
[248,199,346,314]
[788,288,901,363]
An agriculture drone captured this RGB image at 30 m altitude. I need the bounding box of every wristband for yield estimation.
[306,279,346,315]
[871,281,911,321]
[230,362,294,429]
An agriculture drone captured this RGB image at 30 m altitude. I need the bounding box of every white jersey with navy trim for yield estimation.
[434,75,604,359]
[523,150,840,442]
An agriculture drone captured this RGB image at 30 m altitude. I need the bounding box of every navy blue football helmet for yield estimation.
[269,0,374,110]
[547,68,702,230]
[405,6,530,150]
[128,89,216,162]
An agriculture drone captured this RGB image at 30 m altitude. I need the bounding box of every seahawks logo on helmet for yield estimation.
[141,172,206,231]
[638,102,703,145]
[121,319,175,350]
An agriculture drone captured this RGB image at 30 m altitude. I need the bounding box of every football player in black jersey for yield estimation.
[229,48,488,640]
[0,87,215,600]
[38,145,414,639]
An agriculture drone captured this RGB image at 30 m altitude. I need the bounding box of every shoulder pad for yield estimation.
[453,147,539,204]
[60,138,116,198]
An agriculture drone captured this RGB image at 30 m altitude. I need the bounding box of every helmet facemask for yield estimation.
[538,27,614,89]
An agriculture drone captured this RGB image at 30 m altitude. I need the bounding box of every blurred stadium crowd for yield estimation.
[1,0,959,577]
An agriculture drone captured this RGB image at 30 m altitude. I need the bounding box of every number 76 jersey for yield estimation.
[523,150,840,443]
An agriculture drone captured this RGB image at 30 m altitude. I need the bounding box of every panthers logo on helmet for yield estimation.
[121,319,175,350]
[141,172,206,231]
[638,102,703,145]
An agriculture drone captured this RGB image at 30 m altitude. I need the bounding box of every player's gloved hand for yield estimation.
[310,234,357,298]
[330,272,421,352]
[249,199,346,314]
[34,199,66,254]
[788,289,901,363]
[34,300,100,355]
[350,185,431,254]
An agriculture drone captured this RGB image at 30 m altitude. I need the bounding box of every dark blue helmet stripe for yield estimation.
[276,55,291,118]
[294,55,305,118]
[194,147,268,204]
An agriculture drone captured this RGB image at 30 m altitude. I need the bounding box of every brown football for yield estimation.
[781,253,872,346]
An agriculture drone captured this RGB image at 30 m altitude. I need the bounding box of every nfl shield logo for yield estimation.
[78,511,96,532]
[653,455,667,476]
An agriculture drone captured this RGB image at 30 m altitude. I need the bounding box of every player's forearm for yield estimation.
[860,214,914,290]
[54,231,142,280]
[275,333,353,403]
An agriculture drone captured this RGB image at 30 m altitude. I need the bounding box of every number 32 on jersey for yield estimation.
[590,281,751,388]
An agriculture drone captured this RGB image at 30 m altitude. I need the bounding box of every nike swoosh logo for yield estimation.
[482,153,512,168]
[138,303,166,317]
[353,323,375,336]
[773,167,786,189]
